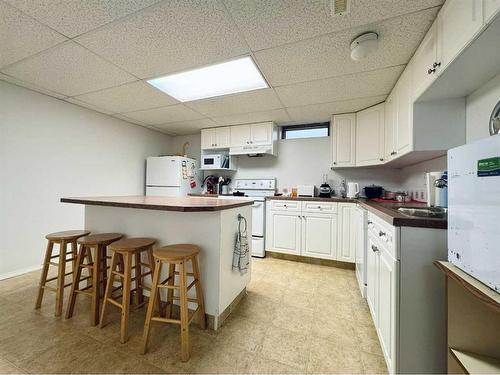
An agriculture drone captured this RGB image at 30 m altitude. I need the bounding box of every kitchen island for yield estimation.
[61,195,253,329]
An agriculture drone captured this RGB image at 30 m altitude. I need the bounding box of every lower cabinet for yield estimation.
[266,200,354,262]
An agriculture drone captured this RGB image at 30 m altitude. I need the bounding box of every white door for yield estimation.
[230,124,251,147]
[378,247,399,374]
[395,69,413,157]
[412,20,440,99]
[384,93,396,161]
[331,113,356,167]
[366,236,379,324]
[268,211,301,255]
[337,203,356,263]
[215,127,230,148]
[356,103,385,166]
[301,213,337,260]
[439,0,484,70]
[484,0,500,23]
[250,122,272,145]
[146,157,180,186]
[201,128,216,150]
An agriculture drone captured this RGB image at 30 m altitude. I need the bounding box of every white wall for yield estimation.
[466,72,500,143]
[0,81,172,278]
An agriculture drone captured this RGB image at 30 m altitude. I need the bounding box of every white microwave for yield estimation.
[201,154,228,169]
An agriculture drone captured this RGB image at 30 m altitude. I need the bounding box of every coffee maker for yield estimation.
[319,174,333,198]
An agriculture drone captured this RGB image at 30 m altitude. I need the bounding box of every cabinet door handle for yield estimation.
[428,68,436,74]
[379,158,384,162]
[433,61,441,68]
[283,204,287,208]
[371,245,379,252]
[379,231,386,237]
[333,162,337,165]
[317,205,321,209]
[390,151,397,156]
[367,220,373,225]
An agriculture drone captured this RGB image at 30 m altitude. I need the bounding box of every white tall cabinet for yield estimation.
[356,103,385,166]
[331,114,356,167]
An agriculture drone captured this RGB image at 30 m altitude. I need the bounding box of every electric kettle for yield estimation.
[346,182,360,198]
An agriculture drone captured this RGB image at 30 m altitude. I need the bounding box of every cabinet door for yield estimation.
[337,203,356,263]
[250,122,272,145]
[384,93,396,161]
[301,213,337,260]
[201,128,216,150]
[215,127,230,148]
[377,247,399,374]
[356,103,385,166]
[395,69,413,156]
[230,124,251,147]
[366,236,379,324]
[439,0,484,70]
[268,211,301,255]
[484,0,500,23]
[412,21,439,99]
[331,113,356,167]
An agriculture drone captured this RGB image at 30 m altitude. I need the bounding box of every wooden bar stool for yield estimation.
[141,244,206,361]
[99,237,158,343]
[65,233,123,325]
[35,230,91,316]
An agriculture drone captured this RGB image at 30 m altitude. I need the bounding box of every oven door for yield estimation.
[251,200,265,237]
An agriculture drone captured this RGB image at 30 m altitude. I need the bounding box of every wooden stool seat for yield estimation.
[66,233,123,325]
[46,230,90,242]
[154,244,201,262]
[78,233,123,246]
[109,238,156,252]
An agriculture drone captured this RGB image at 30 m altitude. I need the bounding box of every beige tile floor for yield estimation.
[0,257,387,374]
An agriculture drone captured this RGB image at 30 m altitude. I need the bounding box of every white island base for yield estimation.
[83,204,252,329]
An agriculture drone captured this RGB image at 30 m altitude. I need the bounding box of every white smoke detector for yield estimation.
[350,32,379,61]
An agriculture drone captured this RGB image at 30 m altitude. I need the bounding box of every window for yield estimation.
[281,122,330,139]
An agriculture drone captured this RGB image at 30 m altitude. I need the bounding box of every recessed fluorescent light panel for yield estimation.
[147,56,268,102]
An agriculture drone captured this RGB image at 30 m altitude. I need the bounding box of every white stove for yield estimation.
[221,179,275,257]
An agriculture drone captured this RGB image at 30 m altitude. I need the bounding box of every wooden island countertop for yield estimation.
[61,195,253,212]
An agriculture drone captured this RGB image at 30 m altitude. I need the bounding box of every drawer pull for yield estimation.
[379,231,386,237]
[371,245,379,252]
[283,204,287,207]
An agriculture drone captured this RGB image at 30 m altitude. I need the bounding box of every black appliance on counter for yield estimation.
[364,185,384,199]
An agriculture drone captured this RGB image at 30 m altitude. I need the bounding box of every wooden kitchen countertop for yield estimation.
[61,195,254,212]
[266,196,447,229]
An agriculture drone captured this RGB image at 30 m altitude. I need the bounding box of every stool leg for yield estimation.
[147,248,163,316]
[55,240,68,317]
[99,251,118,328]
[121,252,132,344]
[141,258,162,354]
[90,244,102,326]
[135,252,144,306]
[71,241,78,276]
[191,256,206,329]
[179,260,190,362]
[35,240,54,309]
[65,243,86,319]
[165,263,175,319]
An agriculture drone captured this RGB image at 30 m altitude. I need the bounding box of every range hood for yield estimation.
[229,144,276,157]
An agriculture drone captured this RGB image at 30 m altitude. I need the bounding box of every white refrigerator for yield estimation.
[146,156,201,197]
[448,134,500,291]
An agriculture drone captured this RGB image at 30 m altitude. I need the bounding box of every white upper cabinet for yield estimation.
[438,0,484,70]
[356,103,385,166]
[394,68,413,157]
[250,122,272,145]
[331,113,356,167]
[229,124,251,147]
[384,93,396,161]
[201,127,230,150]
[484,0,500,23]
[412,21,440,99]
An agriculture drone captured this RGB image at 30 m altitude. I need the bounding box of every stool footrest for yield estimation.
[152,316,181,325]
[106,298,123,309]
[174,271,195,277]
[171,296,199,303]
[157,284,180,290]
[111,271,125,278]
[187,279,197,291]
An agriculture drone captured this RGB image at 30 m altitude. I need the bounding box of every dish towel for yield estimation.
[233,215,250,274]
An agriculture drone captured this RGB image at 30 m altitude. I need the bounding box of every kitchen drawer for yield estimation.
[368,213,398,259]
[268,200,301,212]
[302,201,338,214]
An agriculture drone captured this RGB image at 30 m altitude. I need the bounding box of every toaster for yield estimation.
[297,185,315,197]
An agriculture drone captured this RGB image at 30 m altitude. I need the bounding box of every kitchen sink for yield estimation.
[393,206,448,219]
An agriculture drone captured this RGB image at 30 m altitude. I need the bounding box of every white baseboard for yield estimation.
[0,265,42,281]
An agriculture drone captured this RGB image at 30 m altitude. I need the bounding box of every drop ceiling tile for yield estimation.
[112,113,147,126]
[212,109,291,126]
[255,8,439,86]
[224,0,443,51]
[1,41,136,96]
[123,104,205,125]
[76,0,249,79]
[0,1,67,68]
[155,118,218,135]
[64,97,114,115]
[5,0,161,38]
[71,81,178,114]
[275,65,404,108]
[0,73,67,99]
[185,89,283,117]
[286,95,387,124]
